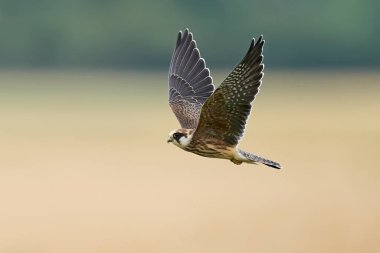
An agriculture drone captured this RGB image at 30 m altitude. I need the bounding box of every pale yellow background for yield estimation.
[0,71,379,253]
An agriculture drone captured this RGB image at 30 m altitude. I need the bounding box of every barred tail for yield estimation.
[238,149,282,169]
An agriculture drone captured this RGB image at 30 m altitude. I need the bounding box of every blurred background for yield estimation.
[0,0,379,252]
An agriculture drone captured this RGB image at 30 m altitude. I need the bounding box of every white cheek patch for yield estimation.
[179,136,191,147]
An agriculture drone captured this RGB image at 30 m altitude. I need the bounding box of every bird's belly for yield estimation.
[186,143,235,159]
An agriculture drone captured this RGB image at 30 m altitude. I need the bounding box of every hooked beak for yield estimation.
[167,138,173,143]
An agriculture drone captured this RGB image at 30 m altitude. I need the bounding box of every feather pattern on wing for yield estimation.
[191,36,265,146]
[168,29,214,129]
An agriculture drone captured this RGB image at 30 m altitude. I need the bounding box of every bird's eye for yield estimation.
[173,132,185,141]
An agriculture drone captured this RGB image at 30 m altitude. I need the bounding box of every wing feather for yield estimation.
[191,36,265,146]
[168,29,214,129]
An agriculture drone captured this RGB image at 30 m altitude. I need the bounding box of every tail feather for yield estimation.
[238,149,282,169]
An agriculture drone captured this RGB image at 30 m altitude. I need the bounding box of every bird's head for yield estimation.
[167,129,193,149]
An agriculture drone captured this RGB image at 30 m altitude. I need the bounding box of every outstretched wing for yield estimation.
[168,29,214,129]
[192,36,265,146]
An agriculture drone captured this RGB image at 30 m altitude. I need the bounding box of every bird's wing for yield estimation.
[168,29,214,129]
[192,36,265,146]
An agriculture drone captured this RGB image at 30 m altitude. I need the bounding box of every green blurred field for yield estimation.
[0,70,379,253]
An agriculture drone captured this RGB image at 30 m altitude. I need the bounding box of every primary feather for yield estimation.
[191,36,265,146]
[168,28,214,129]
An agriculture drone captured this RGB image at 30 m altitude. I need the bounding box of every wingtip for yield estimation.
[183,28,189,37]
[251,35,264,45]
[256,35,264,46]
[176,28,193,48]
[248,34,264,50]
[184,28,191,37]
[259,35,265,46]
[178,28,190,32]
[176,30,182,47]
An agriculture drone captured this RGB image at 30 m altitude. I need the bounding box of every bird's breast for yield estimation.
[185,139,235,159]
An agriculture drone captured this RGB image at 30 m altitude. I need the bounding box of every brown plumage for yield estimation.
[167,28,281,169]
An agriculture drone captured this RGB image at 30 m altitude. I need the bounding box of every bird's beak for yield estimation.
[167,138,172,143]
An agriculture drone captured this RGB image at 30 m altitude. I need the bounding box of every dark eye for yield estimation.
[173,133,181,139]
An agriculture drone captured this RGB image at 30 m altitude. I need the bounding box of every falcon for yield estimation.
[167,28,282,169]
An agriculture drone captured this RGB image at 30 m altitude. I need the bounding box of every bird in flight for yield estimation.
[167,28,281,169]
